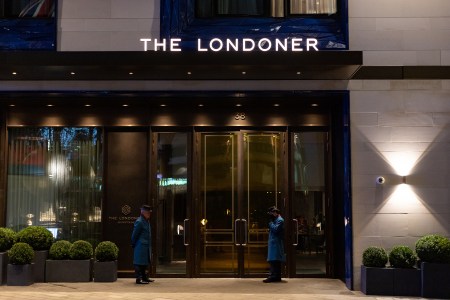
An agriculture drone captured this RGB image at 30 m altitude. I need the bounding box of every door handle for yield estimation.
[241,219,248,246]
[234,219,241,246]
[183,218,189,246]
[292,219,299,246]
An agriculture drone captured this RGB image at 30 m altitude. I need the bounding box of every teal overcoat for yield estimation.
[267,215,286,262]
[131,215,151,265]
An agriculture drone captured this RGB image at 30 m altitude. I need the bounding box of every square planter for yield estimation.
[6,264,34,286]
[360,265,393,295]
[46,259,92,282]
[393,267,421,297]
[33,250,48,282]
[421,262,450,299]
[93,261,117,282]
[0,252,8,285]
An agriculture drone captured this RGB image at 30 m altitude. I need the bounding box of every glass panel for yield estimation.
[290,0,337,14]
[292,132,326,275]
[1,0,55,18]
[200,134,237,274]
[197,0,269,17]
[243,133,281,274]
[155,133,188,274]
[7,127,103,244]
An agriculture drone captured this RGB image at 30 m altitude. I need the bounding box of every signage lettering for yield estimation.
[140,38,319,52]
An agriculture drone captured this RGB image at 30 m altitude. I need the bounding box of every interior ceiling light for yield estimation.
[70,72,75,75]
[296,71,302,75]
[187,71,192,75]
[12,72,17,75]
[160,104,167,107]
[46,104,54,107]
[84,104,91,107]
[198,104,204,107]
[311,103,319,107]
[9,104,15,107]
[236,104,242,107]
[129,72,134,75]
[122,104,129,107]
[274,104,280,107]
[241,71,246,75]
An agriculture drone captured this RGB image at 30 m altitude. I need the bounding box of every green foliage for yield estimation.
[362,246,388,268]
[415,234,450,264]
[70,240,93,260]
[49,240,72,260]
[16,226,54,251]
[389,245,417,268]
[8,242,34,265]
[95,241,119,262]
[0,227,16,252]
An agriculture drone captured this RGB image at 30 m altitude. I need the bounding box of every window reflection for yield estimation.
[7,127,102,245]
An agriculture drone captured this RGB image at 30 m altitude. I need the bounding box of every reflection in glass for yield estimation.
[155,133,188,274]
[7,127,103,245]
[292,132,327,275]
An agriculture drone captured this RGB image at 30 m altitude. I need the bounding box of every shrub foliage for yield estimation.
[389,245,417,268]
[362,246,388,267]
[95,241,119,262]
[0,227,16,252]
[415,234,450,264]
[49,240,72,260]
[8,242,35,265]
[70,240,93,260]
[17,226,54,251]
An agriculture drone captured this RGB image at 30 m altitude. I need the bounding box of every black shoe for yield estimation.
[136,278,150,284]
[263,278,281,283]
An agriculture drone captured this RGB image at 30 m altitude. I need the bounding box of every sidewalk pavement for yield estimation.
[1,278,428,300]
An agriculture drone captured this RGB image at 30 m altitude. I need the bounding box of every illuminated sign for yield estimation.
[140,38,319,52]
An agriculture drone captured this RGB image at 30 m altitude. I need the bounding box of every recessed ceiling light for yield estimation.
[84,104,91,107]
[241,71,246,75]
[46,104,54,107]
[129,72,134,75]
[187,71,192,75]
[122,104,129,107]
[12,72,17,75]
[311,103,319,107]
[9,104,15,107]
[236,104,242,107]
[273,104,280,107]
[296,71,301,75]
[70,72,75,75]
[198,104,204,107]
[160,104,167,107]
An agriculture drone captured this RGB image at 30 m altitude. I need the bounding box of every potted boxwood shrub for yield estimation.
[415,234,450,299]
[0,227,16,284]
[389,245,420,297]
[16,226,54,282]
[361,246,393,295]
[93,241,119,282]
[46,240,93,282]
[6,242,35,286]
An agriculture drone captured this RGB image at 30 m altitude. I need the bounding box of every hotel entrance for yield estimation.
[152,128,330,278]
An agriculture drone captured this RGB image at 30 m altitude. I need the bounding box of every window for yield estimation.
[0,0,55,18]
[196,0,336,18]
[7,127,103,243]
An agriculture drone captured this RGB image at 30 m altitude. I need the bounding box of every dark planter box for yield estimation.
[94,261,117,282]
[361,265,393,295]
[0,252,8,285]
[6,264,34,286]
[421,262,450,299]
[33,250,48,282]
[393,267,421,297]
[46,259,92,282]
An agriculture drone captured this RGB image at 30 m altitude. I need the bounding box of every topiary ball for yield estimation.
[415,234,450,264]
[0,227,16,252]
[362,246,388,267]
[70,240,93,260]
[49,240,72,260]
[95,241,119,262]
[8,242,35,265]
[389,245,417,268]
[16,226,54,251]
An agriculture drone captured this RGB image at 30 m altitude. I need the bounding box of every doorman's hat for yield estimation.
[140,205,152,212]
[267,206,280,214]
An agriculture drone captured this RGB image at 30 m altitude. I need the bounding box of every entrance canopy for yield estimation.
[0,51,362,81]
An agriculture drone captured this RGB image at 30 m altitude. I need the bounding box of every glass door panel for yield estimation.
[243,133,282,275]
[199,134,238,274]
[155,133,188,274]
[198,131,283,276]
[292,132,327,275]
